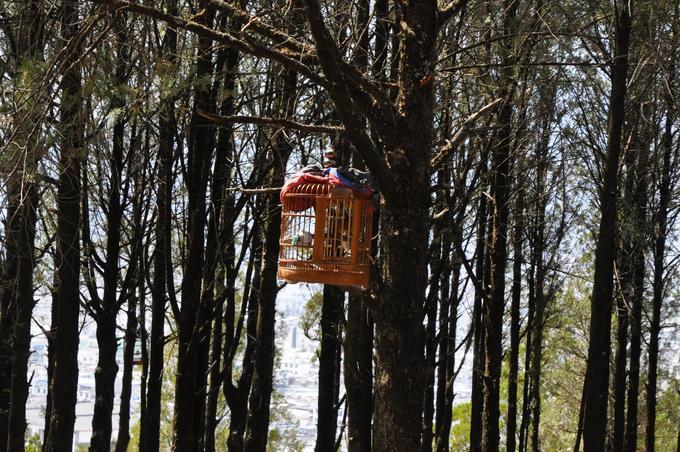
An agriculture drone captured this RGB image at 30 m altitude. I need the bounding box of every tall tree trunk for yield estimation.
[519,259,534,452]
[6,145,39,452]
[645,58,675,452]
[344,292,373,452]
[172,2,216,449]
[42,288,58,451]
[423,198,444,452]
[316,286,344,451]
[434,221,461,452]
[90,16,128,450]
[0,1,44,450]
[225,228,261,452]
[581,3,632,450]
[481,1,518,447]
[203,18,242,447]
[143,1,177,450]
[623,112,650,452]
[527,88,553,451]
[470,186,488,451]
[243,63,298,452]
[116,147,147,452]
[116,291,138,452]
[507,182,524,452]
[45,1,82,449]
[342,2,374,448]
[612,266,630,452]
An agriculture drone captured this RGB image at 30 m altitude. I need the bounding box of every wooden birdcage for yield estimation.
[278,183,374,288]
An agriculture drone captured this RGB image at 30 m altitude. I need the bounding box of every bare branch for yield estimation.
[438,0,469,28]
[91,0,327,87]
[197,111,344,134]
[300,0,394,194]
[430,97,503,170]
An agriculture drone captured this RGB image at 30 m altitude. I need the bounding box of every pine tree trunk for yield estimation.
[581,4,632,450]
[143,2,176,449]
[45,1,82,448]
[116,292,139,452]
[422,216,443,452]
[434,200,462,452]
[172,3,216,449]
[90,19,127,447]
[7,166,38,452]
[507,185,524,452]
[316,286,344,451]
[612,279,629,452]
[344,293,373,452]
[42,291,58,451]
[243,188,285,452]
[225,229,260,452]
[482,94,514,452]
[243,63,298,452]
[645,63,674,452]
[470,188,488,451]
[1,1,44,450]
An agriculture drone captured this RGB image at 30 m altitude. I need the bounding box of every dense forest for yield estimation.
[0,0,678,451]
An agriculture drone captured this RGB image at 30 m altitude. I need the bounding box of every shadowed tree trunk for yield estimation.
[171,1,216,449]
[344,292,373,452]
[645,53,675,452]
[622,105,650,452]
[316,286,344,451]
[0,1,44,450]
[44,1,82,449]
[243,61,298,452]
[581,3,632,450]
[481,1,518,447]
[116,135,149,452]
[225,225,261,451]
[507,177,524,452]
[89,15,129,450]
[143,1,176,450]
[202,8,244,445]
[470,178,488,451]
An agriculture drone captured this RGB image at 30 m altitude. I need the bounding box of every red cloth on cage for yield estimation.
[280,172,330,211]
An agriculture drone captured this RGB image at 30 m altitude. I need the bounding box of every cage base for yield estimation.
[278,267,369,288]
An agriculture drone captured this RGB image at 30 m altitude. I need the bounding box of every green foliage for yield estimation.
[25,433,41,452]
[128,419,141,451]
[654,374,680,450]
[523,266,589,450]
[300,291,323,342]
[267,391,305,452]
[449,402,471,450]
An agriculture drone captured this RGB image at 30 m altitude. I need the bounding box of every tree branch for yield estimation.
[300,0,394,194]
[197,110,343,134]
[91,0,326,87]
[438,0,469,28]
[430,97,503,170]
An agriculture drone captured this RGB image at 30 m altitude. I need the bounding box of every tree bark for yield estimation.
[143,2,177,450]
[623,117,649,452]
[344,293,373,452]
[645,58,675,452]
[243,64,298,452]
[316,286,344,452]
[581,3,632,450]
[470,186,488,451]
[89,17,128,450]
[45,1,82,449]
[506,181,524,452]
[171,2,216,449]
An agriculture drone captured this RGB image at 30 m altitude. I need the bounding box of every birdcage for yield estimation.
[278,182,374,288]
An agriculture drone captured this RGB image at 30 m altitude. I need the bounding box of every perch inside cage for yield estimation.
[278,178,374,288]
